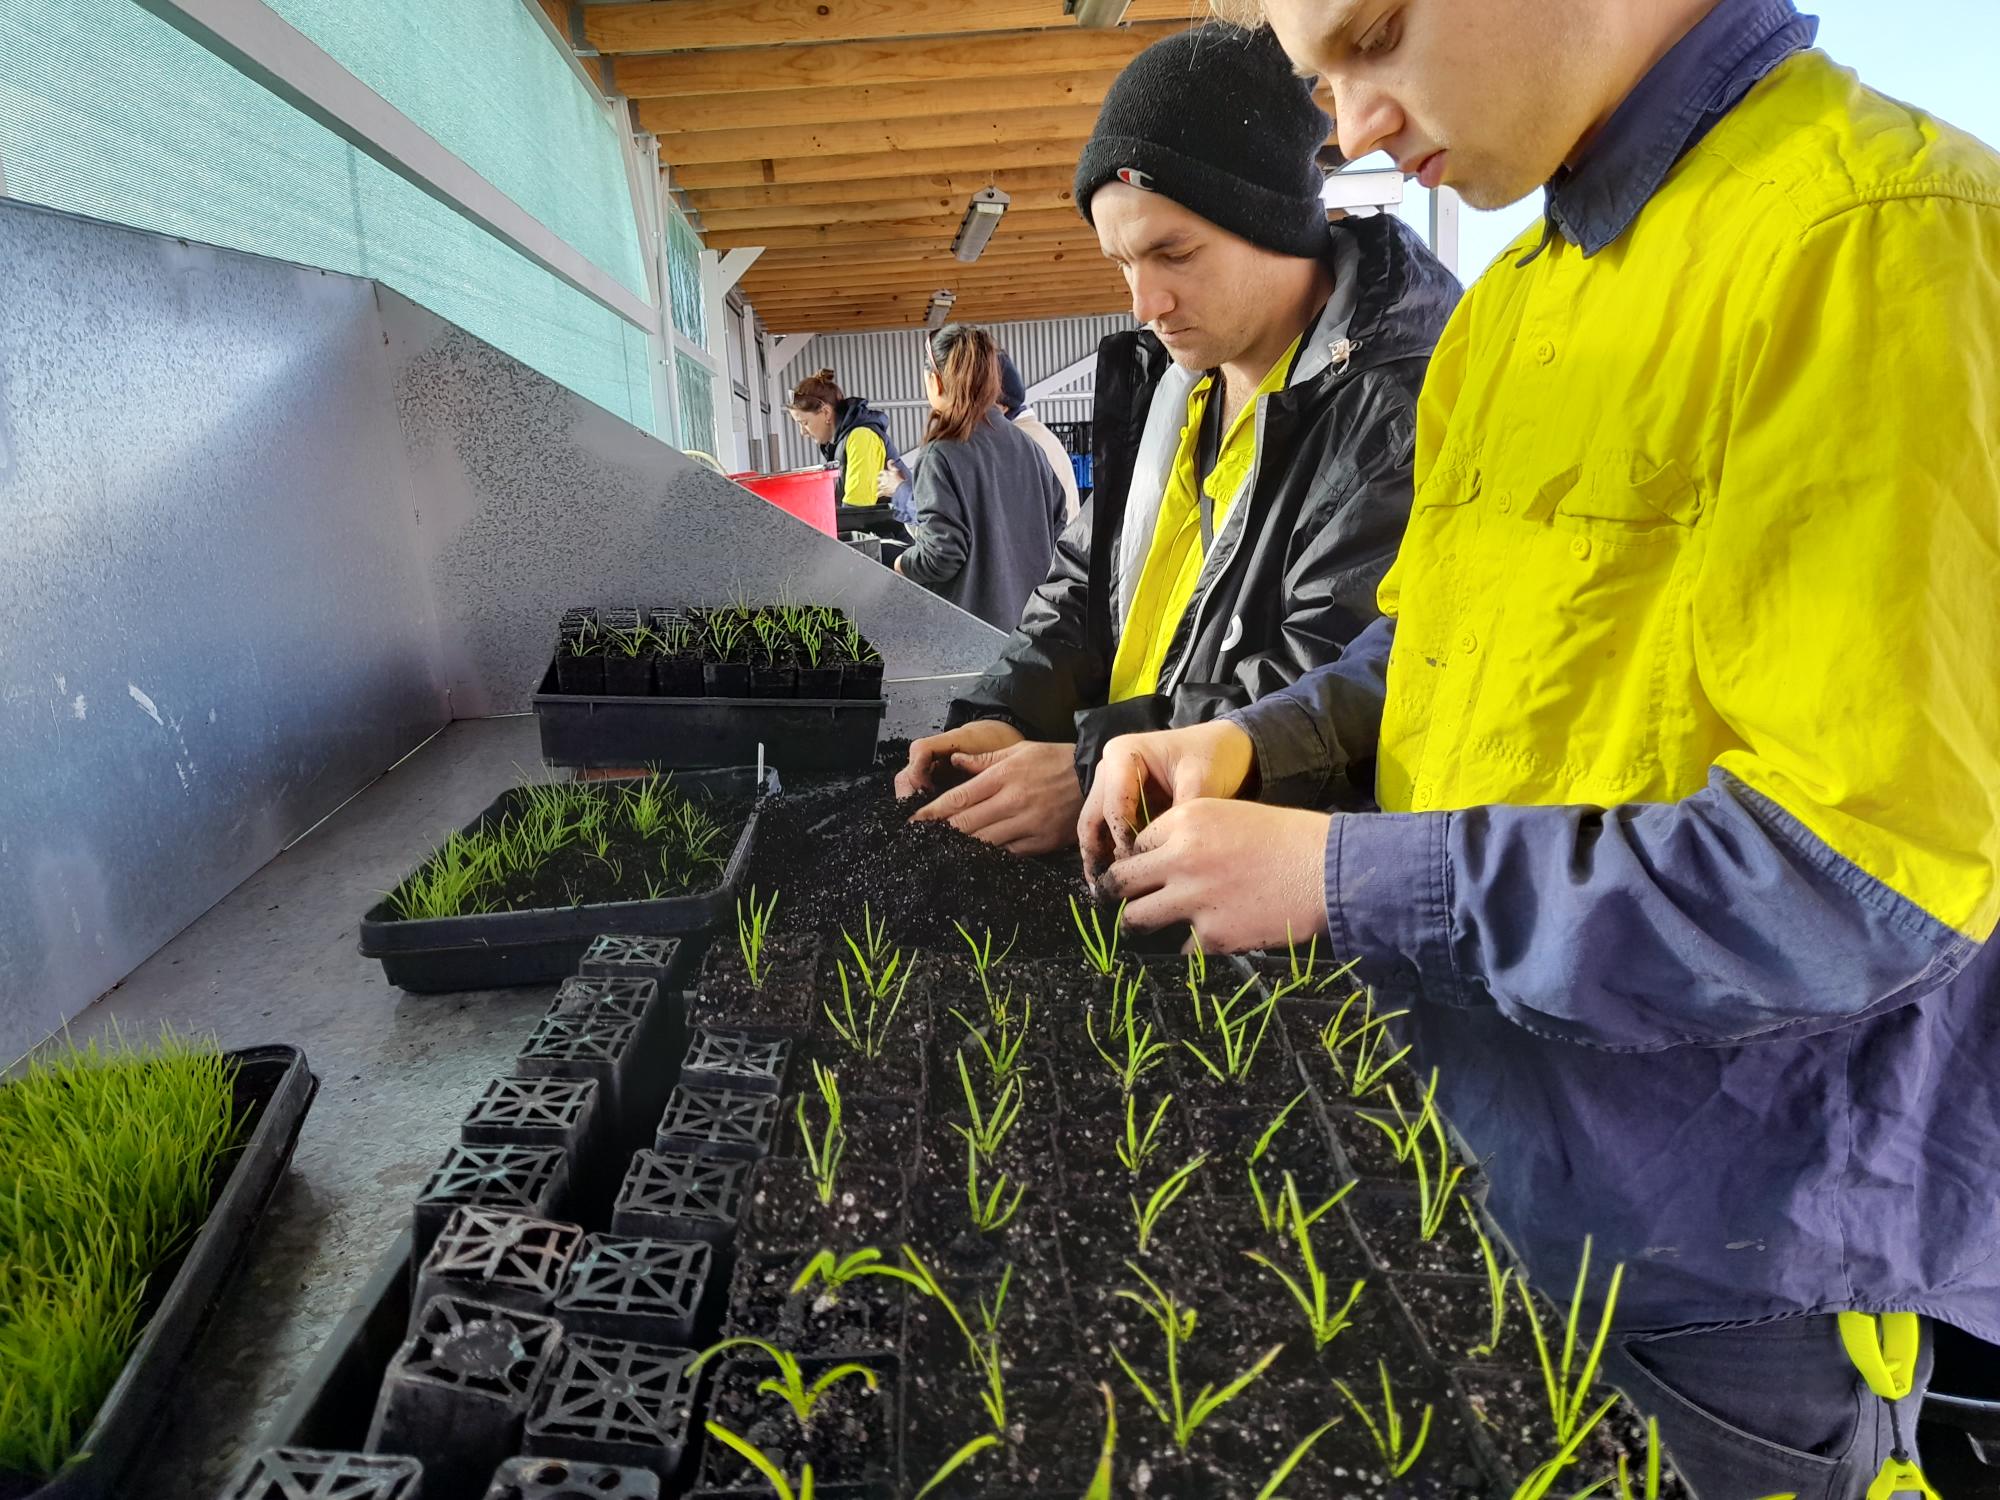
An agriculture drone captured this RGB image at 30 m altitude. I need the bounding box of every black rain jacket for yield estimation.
[943,213,1461,793]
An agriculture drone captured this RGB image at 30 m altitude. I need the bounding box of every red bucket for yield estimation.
[729,468,836,535]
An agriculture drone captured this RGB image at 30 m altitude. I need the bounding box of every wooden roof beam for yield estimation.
[696,186,1079,234]
[702,207,1082,249]
[609,22,1181,97]
[684,165,1078,213]
[637,70,1119,133]
[656,104,1102,167]
[585,0,1209,54]
[670,139,1091,190]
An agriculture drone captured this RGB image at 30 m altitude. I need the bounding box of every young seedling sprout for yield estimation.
[1321,989,1414,1099]
[1089,998,1173,1094]
[953,920,1018,1006]
[949,989,1031,1087]
[1117,1093,1174,1175]
[1131,1154,1206,1254]
[1182,977,1280,1084]
[951,1052,1024,1161]
[1513,1237,1627,1495]
[1070,895,1126,976]
[848,902,895,971]
[848,1246,1014,1434]
[1333,1359,1435,1479]
[703,1422,816,1500]
[964,1135,1027,1234]
[825,947,915,1061]
[689,1337,877,1428]
[1246,1174,1367,1348]
[1111,1264,1281,1450]
[796,1062,846,1208]
[1248,1091,1351,1238]
[1408,1093,1468,1242]
[791,1247,887,1306]
[1465,1198,1517,1359]
[1253,1420,1341,1500]
[738,885,779,987]
[1083,1385,1119,1500]
[911,1435,1004,1499]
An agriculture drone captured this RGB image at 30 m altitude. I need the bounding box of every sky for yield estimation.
[1379,0,2000,281]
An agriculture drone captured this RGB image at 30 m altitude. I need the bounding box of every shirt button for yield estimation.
[1571,536,1592,559]
[1495,495,1513,514]
[1460,631,1478,654]
[1534,338,1556,365]
[1413,787,1433,809]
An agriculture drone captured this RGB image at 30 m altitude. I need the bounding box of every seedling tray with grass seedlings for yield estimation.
[535,604,887,773]
[1,1039,315,1500]
[263,837,1690,1497]
[358,765,772,993]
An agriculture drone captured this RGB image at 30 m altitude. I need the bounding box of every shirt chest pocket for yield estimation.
[1460,451,1708,802]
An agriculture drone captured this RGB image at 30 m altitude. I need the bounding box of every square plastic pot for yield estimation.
[366,1295,564,1500]
[578,935,682,988]
[523,1336,699,1481]
[516,1012,640,1140]
[483,1456,661,1499]
[611,1150,749,1247]
[411,1206,586,1336]
[654,1086,779,1161]
[553,1235,711,1347]
[413,1144,569,1269]
[460,1076,600,1159]
[679,1028,790,1096]
[219,1448,423,1500]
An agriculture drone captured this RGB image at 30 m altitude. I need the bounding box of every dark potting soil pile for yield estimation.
[746,741,1094,957]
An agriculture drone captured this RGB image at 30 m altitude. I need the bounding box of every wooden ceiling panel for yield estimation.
[586,0,1207,55]
[684,164,1076,214]
[672,140,1093,190]
[636,69,1120,133]
[655,104,1101,166]
[611,23,1178,97]
[695,184,1078,234]
[701,207,1081,250]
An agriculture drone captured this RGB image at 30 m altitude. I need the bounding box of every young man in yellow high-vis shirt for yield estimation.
[892,24,1459,852]
[1080,1,2000,1495]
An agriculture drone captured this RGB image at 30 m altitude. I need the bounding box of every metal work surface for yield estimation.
[380,287,1007,725]
[0,199,449,1061]
[64,716,560,1498]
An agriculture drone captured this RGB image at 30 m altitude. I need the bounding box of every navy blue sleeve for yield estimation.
[1328,767,1980,1051]
[1225,614,1394,808]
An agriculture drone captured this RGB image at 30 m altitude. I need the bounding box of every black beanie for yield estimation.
[1075,25,1330,260]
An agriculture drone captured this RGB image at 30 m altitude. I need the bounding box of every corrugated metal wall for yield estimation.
[771,311,1136,470]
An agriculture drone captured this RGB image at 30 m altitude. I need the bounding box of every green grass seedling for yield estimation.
[1131,1154,1206,1254]
[846,902,894,972]
[953,921,1018,1005]
[1466,1199,1517,1359]
[1100,967,1146,1041]
[965,1140,1026,1233]
[1182,977,1279,1084]
[825,956,914,1061]
[796,1062,846,1208]
[1410,1095,1468,1242]
[1253,1419,1341,1500]
[1334,1360,1434,1479]
[689,1337,876,1427]
[703,1421,815,1500]
[738,886,780,987]
[790,1247,886,1304]
[1111,1264,1281,1450]
[1083,1385,1118,1500]
[1117,1093,1174,1175]
[848,1247,1014,1433]
[1088,1001,1172,1094]
[1070,896,1125,975]
[1248,1091,1350,1238]
[951,1053,1023,1161]
[911,1434,1003,1499]
[949,990,1031,1087]
[1246,1175,1366,1348]
[1518,1237,1626,1461]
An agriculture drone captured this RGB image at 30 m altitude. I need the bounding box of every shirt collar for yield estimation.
[1541,0,1818,257]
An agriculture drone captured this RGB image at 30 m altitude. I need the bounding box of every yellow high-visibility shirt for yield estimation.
[1108,336,1301,701]
[840,428,888,508]
[1380,48,2000,937]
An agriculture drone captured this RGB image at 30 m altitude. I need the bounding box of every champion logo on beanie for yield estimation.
[1076,25,1331,261]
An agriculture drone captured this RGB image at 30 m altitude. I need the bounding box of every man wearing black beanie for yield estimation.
[896,24,1460,854]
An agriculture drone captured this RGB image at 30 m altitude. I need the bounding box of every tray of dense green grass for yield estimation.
[358,767,771,993]
[0,1036,316,1500]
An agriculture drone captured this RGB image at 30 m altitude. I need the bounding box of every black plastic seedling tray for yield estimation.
[531,663,885,773]
[357,767,771,994]
[5,1045,317,1500]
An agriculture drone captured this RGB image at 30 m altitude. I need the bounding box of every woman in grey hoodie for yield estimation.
[895,325,1067,633]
